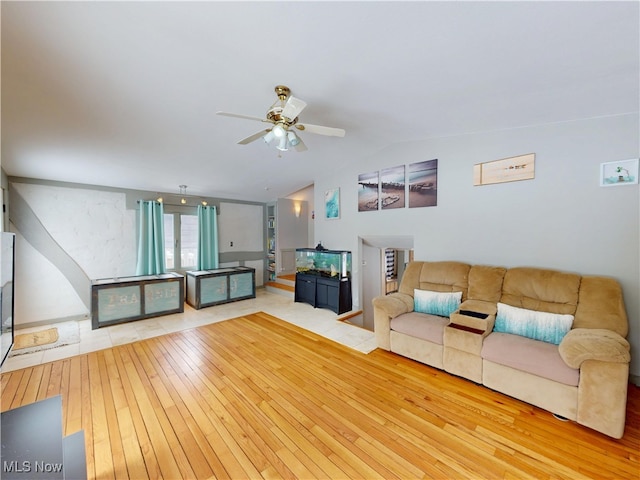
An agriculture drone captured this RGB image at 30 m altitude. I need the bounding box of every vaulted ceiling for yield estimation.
[2,1,638,202]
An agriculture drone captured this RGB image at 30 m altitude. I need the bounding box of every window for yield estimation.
[180,214,198,268]
[164,214,175,269]
[163,210,198,271]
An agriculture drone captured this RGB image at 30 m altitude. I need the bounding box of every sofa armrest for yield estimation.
[559,328,630,369]
[372,293,414,351]
[372,293,414,319]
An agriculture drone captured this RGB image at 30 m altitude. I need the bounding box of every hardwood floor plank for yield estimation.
[162,335,266,479]
[87,353,115,480]
[9,367,32,410]
[36,362,53,401]
[1,370,21,407]
[123,343,192,479]
[79,355,96,480]
[65,356,83,435]
[1,312,638,480]
[151,337,240,479]
[139,338,215,480]
[97,351,129,480]
[46,360,63,398]
[21,364,44,406]
[111,346,163,480]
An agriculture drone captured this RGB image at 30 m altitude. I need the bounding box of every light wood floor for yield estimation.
[2,312,638,479]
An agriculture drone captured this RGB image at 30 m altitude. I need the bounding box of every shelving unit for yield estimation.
[385,248,399,294]
[266,204,276,282]
[264,199,309,284]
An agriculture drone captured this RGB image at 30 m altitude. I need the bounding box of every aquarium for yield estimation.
[295,248,351,279]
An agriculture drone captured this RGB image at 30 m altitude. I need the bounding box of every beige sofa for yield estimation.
[373,261,631,439]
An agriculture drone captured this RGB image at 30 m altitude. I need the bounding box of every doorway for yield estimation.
[359,236,414,331]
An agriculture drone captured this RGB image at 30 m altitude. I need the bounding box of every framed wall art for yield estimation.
[380,165,405,210]
[473,153,535,186]
[600,159,638,187]
[408,159,438,208]
[325,187,340,219]
[358,171,379,212]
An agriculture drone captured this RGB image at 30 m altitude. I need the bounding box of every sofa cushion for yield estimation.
[494,302,574,345]
[390,312,448,345]
[482,332,579,386]
[414,289,462,317]
[468,265,506,303]
[574,276,628,336]
[399,261,470,300]
[500,267,580,315]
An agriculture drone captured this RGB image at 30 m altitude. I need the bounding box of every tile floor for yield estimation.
[1,289,377,373]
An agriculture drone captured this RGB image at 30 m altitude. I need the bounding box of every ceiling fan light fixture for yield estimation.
[276,136,288,151]
[263,130,276,144]
[272,124,286,138]
[287,130,300,146]
[218,85,345,154]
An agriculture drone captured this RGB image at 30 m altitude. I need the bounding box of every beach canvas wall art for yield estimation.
[600,159,638,186]
[380,165,406,210]
[408,159,438,208]
[473,153,535,186]
[325,188,340,219]
[358,171,379,212]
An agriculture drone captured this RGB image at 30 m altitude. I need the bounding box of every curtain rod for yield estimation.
[136,200,220,210]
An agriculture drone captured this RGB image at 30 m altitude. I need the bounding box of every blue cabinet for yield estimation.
[186,267,256,309]
[91,273,184,329]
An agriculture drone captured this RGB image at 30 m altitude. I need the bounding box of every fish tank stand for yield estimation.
[294,248,352,315]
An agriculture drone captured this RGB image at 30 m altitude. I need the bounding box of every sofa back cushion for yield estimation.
[574,276,628,336]
[468,265,507,302]
[398,261,426,296]
[500,267,580,315]
[399,261,470,300]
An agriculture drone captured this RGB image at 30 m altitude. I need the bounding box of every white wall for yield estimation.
[313,114,640,379]
[287,184,315,247]
[218,202,263,252]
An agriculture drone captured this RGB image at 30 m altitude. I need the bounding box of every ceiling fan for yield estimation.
[216,85,346,152]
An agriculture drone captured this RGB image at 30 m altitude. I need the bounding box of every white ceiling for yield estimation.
[2,1,638,203]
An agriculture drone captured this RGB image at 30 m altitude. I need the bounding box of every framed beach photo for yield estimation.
[600,159,638,187]
[408,159,438,208]
[380,165,405,210]
[358,171,379,212]
[325,188,340,219]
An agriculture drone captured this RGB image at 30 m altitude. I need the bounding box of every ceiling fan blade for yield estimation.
[281,96,307,121]
[297,123,346,137]
[237,129,270,145]
[293,136,308,152]
[217,111,266,123]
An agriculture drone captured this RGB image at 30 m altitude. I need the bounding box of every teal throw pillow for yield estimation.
[494,302,574,345]
[414,289,462,318]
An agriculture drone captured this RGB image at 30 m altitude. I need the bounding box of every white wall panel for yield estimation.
[218,202,263,252]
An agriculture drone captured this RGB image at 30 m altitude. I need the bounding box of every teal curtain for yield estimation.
[136,200,166,275]
[197,205,219,270]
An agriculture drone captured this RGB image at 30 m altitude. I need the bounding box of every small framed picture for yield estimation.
[600,159,638,187]
[325,188,340,219]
